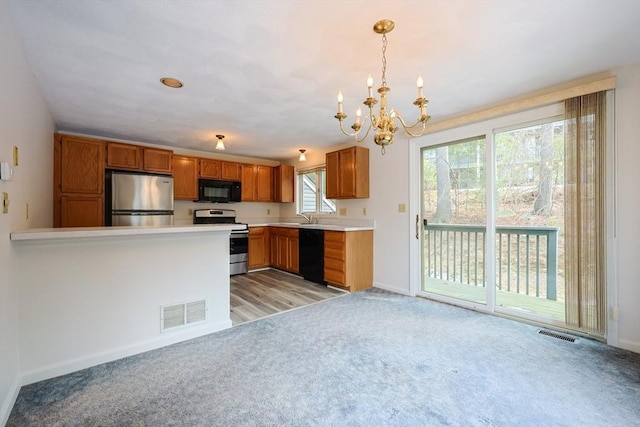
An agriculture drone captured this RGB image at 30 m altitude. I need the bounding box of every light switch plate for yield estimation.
[398,203,406,213]
[2,192,9,214]
[13,146,19,166]
[339,208,347,216]
[0,162,13,181]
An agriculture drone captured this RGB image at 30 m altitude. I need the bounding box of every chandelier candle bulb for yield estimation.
[367,74,374,97]
[337,90,344,113]
[417,76,424,97]
[356,108,362,124]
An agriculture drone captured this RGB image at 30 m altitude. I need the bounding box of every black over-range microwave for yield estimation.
[198,179,242,203]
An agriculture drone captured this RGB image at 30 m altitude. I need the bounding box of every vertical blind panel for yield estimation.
[564,91,607,336]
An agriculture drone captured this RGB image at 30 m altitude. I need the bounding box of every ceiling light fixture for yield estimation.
[160,77,183,88]
[334,19,430,154]
[215,134,226,150]
[298,149,307,162]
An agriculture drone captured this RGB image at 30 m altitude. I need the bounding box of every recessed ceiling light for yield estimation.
[160,77,183,88]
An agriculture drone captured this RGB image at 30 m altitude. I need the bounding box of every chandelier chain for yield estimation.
[381,33,388,88]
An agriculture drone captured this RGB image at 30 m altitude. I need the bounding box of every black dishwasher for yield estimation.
[298,228,325,285]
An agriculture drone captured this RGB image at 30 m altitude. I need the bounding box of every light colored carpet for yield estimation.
[8,288,640,426]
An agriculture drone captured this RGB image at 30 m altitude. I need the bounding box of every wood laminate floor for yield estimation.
[230,269,345,325]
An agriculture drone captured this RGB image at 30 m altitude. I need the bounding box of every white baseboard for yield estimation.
[616,338,640,354]
[373,282,412,296]
[0,374,21,427]
[20,319,231,387]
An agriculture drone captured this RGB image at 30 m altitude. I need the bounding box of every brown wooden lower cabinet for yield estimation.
[248,227,270,270]
[324,230,373,291]
[60,195,104,227]
[268,227,299,274]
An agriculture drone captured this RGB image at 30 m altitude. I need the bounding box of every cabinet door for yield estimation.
[221,161,241,181]
[325,151,339,199]
[249,227,269,269]
[59,135,104,194]
[106,142,141,170]
[269,228,279,266]
[338,147,356,197]
[200,158,221,179]
[256,165,273,202]
[277,230,288,270]
[173,156,199,200]
[273,164,294,203]
[287,229,299,273]
[143,148,173,173]
[241,164,256,201]
[60,195,104,227]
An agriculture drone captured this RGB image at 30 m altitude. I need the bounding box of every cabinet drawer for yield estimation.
[325,241,345,260]
[324,268,345,286]
[249,227,266,236]
[324,257,345,273]
[325,231,345,243]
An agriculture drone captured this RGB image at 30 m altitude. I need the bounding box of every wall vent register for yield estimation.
[161,299,207,332]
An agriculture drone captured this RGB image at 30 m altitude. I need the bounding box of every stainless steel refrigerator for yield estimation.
[107,172,174,226]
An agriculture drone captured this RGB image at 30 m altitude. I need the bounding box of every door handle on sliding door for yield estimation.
[415,215,420,240]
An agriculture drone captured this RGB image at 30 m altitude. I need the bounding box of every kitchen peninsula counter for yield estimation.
[11,224,234,386]
[10,223,243,241]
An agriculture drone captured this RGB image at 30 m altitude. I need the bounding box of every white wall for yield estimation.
[0,2,55,424]
[15,231,231,384]
[612,64,640,352]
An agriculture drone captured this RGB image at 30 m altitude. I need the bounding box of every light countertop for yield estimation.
[10,224,244,241]
[248,223,375,232]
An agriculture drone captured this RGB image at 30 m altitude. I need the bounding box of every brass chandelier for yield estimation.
[335,19,430,154]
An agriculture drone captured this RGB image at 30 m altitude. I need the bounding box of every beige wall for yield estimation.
[0,2,55,423]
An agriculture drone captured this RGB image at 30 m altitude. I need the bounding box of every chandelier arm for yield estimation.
[393,113,428,138]
[354,122,374,143]
[338,120,358,138]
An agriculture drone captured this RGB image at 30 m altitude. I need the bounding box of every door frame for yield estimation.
[409,103,566,317]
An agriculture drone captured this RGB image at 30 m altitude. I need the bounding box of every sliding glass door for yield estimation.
[417,105,571,327]
[421,137,487,305]
[493,119,566,322]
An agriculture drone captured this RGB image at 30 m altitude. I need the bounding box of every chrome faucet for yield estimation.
[297,213,312,223]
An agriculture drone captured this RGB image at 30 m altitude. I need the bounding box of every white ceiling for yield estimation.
[6,0,640,160]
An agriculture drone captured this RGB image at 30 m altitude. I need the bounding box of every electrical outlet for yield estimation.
[398,203,406,213]
[339,207,347,216]
[362,207,367,216]
[188,208,193,216]
[25,203,29,219]
[13,146,19,166]
[267,209,271,215]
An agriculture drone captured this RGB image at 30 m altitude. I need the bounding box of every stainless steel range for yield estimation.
[193,209,248,275]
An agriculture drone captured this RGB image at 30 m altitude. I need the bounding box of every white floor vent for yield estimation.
[161,299,207,332]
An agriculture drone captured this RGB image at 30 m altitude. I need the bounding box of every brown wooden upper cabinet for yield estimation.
[221,161,241,181]
[200,158,221,179]
[241,164,273,202]
[173,155,199,200]
[106,142,173,174]
[54,134,105,227]
[326,146,369,199]
[273,164,295,203]
[106,142,141,170]
[199,159,241,181]
[143,147,173,174]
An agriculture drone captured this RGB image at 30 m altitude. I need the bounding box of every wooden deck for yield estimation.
[424,278,565,321]
[230,269,345,325]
